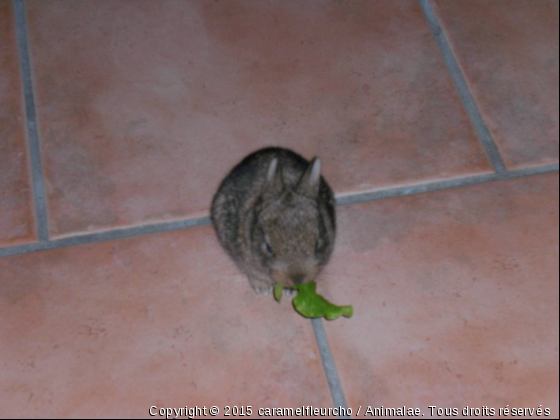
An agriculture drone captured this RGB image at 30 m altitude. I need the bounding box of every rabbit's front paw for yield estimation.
[249,278,273,297]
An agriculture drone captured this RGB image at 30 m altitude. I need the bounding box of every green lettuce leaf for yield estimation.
[274,281,353,321]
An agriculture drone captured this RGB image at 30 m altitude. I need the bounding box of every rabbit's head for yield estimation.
[249,157,334,287]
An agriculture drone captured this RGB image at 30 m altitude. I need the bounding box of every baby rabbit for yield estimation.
[211,147,336,296]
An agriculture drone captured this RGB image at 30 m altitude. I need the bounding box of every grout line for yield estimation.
[0,164,557,258]
[418,0,508,174]
[337,172,495,206]
[336,164,559,206]
[0,216,211,258]
[14,0,50,242]
[311,318,350,419]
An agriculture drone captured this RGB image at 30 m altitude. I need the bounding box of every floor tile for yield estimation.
[434,0,559,169]
[0,0,36,247]
[0,225,332,417]
[320,174,559,416]
[26,0,491,238]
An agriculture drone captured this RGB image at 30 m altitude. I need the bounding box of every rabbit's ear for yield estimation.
[297,157,321,197]
[265,157,284,194]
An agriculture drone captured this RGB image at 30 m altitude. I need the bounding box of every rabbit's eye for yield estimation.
[263,241,274,257]
[315,238,323,253]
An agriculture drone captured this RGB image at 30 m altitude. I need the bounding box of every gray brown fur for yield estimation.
[211,147,336,296]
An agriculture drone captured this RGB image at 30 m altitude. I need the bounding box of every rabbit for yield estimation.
[211,147,336,297]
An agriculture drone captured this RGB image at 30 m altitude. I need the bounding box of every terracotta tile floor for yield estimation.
[26,0,491,237]
[0,0,558,418]
[322,174,559,416]
[434,0,559,170]
[0,226,332,417]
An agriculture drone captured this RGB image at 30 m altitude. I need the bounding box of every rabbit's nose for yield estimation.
[291,274,305,285]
